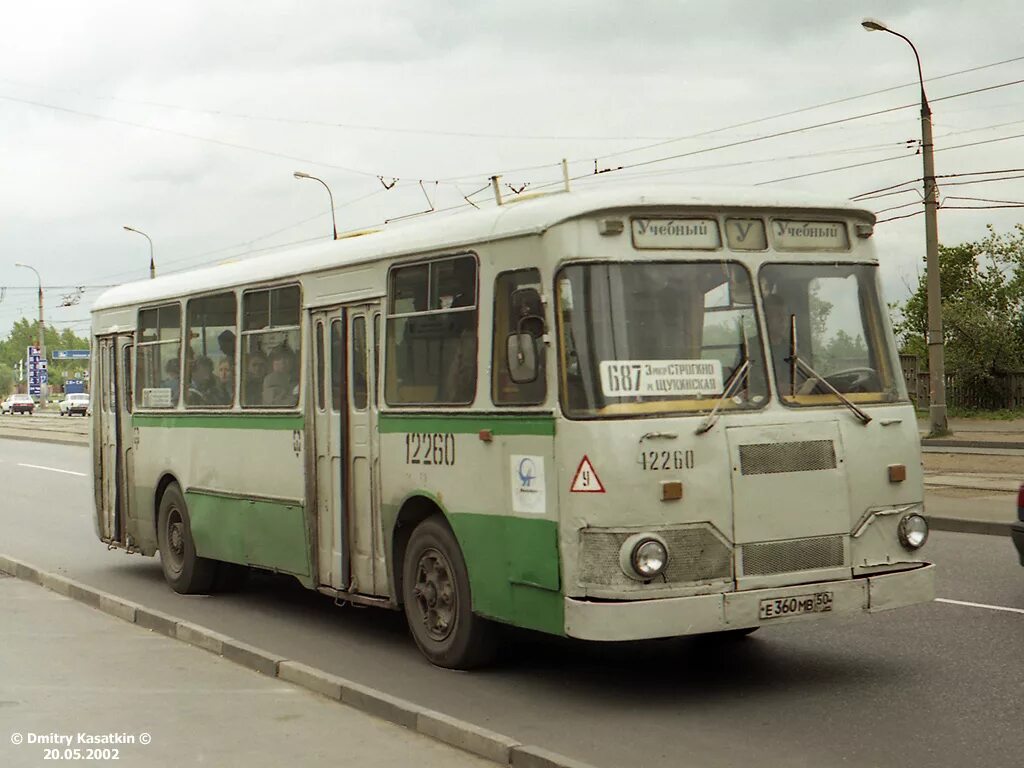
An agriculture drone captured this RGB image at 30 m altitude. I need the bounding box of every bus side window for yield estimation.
[330,320,343,411]
[135,303,181,409]
[493,269,546,406]
[241,285,301,409]
[351,316,367,410]
[385,255,477,406]
[185,292,237,409]
[315,321,326,412]
[123,345,133,413]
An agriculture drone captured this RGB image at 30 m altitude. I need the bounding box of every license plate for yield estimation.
[758,591,833,620]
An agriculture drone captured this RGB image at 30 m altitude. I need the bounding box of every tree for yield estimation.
[0,365,13,398]
[894,224,1024,405]
[0,319,91,392]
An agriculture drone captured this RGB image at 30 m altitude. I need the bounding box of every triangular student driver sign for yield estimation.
[570,455,605,493]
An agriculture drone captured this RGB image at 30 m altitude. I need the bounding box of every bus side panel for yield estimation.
[448,513,563,636]
[379,414,564,636]
[132,415,312,582]
[187,492,310,579]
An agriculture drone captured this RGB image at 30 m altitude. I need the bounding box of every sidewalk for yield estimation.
[919,416,1024,449]
[0,575,491,768]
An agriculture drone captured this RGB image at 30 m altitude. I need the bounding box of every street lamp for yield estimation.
[294,171,338,240]
[862,18,947,435]
[14,262,48,407]
[123,226,156,279]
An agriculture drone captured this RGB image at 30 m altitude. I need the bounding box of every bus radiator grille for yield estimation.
[741,535,845,576]
[578,527,732,587]
[738,440,837,475]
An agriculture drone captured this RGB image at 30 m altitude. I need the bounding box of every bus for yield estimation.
[90,186,935,668]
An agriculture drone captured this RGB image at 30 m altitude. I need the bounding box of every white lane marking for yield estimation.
[936,597,1024,615]
[17,463,87,477]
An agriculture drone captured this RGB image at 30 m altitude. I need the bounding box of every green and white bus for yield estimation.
[91,186,934,668]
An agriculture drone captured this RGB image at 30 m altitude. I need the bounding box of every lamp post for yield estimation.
[14,262,47,407]
[862,18,947,435]
[293,171,338,240]
[123,226,156,279]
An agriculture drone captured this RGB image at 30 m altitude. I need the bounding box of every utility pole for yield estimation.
[862,18,947,435]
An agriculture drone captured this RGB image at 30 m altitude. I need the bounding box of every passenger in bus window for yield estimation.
[161,357,180,404]
[244,351,267,405]
[216,358,231,388]
[263,347,298,406]
[188,355,228,405]
[218,330,236,380]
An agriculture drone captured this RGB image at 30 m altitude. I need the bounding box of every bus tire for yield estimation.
[157,482,216,594]
[401,516,496,669]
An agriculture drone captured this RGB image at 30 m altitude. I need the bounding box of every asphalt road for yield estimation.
[2,439,1022,768]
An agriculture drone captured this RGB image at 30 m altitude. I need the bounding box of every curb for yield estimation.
[922,438,1024,451]
[926,516,1012,537]
[0,554,595,768]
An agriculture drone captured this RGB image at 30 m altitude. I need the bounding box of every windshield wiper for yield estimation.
[786,314,871,426]
[696,322,751,435]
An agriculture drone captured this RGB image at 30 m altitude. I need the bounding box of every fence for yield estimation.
[899,354,1024,410]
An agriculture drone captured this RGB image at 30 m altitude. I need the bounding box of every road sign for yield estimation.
[53,350,90,360]
[25,346,48,398]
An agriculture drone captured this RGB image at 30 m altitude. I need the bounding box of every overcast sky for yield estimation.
[1,0,1022,341]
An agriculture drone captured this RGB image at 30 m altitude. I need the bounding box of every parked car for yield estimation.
[1,394,35,415]
[1013,485,1024,566]
[59,393,90,416]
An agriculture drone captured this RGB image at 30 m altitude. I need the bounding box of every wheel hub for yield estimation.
[413,548,456,642]
[164,508,186,575]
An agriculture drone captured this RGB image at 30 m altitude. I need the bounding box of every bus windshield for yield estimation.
[557,261,768,418]
[759,262,903,405]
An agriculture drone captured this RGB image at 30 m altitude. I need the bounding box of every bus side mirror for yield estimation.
[507,333,538,383]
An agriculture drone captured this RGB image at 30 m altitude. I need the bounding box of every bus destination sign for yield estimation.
[772,220,849,251]
[631,218,721,250]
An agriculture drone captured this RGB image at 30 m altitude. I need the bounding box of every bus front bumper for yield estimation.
[563,563,935,642]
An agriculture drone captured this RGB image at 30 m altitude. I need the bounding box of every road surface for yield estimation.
[1,439,1021,768]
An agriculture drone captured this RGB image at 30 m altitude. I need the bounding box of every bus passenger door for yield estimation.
[95,333,134,546]
[311,309,347,590]
[346,303,385,595]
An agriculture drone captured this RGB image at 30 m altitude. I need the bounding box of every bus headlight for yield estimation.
[898,513,929,550]
[631,538,668,578]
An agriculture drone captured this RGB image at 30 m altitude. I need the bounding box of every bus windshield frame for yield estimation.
[759,261,905,407]
[556,259,770,420]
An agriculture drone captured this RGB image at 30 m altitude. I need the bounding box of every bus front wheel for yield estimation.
[401,516,496,669]
[157,482,216,594]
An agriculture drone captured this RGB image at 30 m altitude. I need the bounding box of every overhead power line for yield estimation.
[484,77,1024,192]
[758,129,1024,186]
[591,54,1024,163]
[5,52,1023,145]
[0,93,397,180]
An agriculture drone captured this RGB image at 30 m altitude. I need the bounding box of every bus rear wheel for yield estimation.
[401,516,496,669]
[157,482,216,594]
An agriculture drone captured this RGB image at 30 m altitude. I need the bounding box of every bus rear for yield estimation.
[547,209,933,640]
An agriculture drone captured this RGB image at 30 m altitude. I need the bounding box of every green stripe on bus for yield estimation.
[378,412,555,436]
[132,413,304,430]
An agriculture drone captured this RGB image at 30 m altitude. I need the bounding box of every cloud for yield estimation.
[0,0,1021,341]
